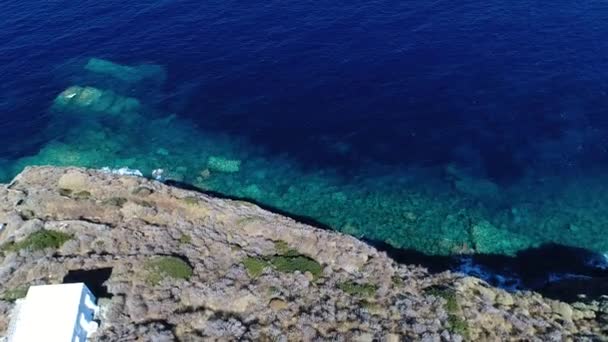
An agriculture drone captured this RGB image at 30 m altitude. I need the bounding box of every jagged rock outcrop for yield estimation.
[0,167,606,341]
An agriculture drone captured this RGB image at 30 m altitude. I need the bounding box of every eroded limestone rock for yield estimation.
[0,166,605,340]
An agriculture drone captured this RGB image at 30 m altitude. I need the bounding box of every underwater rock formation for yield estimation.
[0,166,606,340]
[53,85,141,116]
[52,57,168,108]
[207,156,242,173]
[6,57,608,260]
[84,58,167,85]
[444,164,501,201]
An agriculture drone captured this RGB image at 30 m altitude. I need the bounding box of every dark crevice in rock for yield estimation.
[174,305,208,315]
[18,209,36,221]
[136,319,174,328]
[63,267,113,299]
[137,222,165,230]
[207,310,251,323]
[76,216,116,228]
[7,181,22,190]
[54,252,191,260]
[52,251,115,259]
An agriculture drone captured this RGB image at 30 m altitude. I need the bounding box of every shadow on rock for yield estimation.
[165,179,608,303]
[368,240,608,302]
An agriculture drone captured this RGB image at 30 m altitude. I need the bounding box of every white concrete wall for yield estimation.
[8,283,98,342]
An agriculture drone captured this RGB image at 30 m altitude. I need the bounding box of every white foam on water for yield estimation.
[586,252,608,270]
[100,167,143,177]
[152,168,164,181]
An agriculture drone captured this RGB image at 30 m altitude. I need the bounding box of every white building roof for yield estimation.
[8,283,99,342]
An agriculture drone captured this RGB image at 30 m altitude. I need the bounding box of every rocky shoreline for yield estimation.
[0,166,606,340]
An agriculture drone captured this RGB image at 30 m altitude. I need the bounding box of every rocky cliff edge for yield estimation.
[0,167,606,341]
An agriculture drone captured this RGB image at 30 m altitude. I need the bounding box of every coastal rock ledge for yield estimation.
[0,166,606,341]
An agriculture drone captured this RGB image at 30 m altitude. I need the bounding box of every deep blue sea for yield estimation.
[2,0,608,286]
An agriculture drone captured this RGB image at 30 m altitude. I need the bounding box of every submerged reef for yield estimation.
[207,156,242,173]
[84,57,167,85]
[3,57,608,259]
[53,85,141,116]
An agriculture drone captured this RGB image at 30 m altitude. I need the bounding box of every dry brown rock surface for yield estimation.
[0,166,606,341]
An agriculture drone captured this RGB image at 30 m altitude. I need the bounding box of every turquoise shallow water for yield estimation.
[3,57,608,258]
[2,0,608,264]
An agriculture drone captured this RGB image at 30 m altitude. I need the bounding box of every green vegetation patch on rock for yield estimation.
[242,254,323,280]
[132,198,155,208]
[102,197,128,207]
[448,314,469,338]
[59,188,73,197]
[59,188,91,199]
[181,196,200,206]
[425,286,469,338]
[178,234,192,244]
[73,190,92,199]
[274,240,299,256]
[0,286,29,302]
[243,256,269,278]
[337,281,378,297]
[132,186,153,196]
[145,256,193,285]
[1,230,73,253]
[270,255,323,279]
